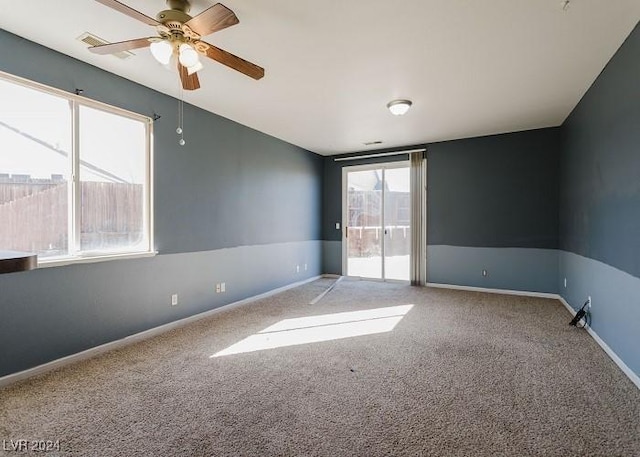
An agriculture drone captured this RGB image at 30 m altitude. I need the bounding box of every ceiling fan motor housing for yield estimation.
[157,9,192,26]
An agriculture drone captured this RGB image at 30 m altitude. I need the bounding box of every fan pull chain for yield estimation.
[177,88,185,146]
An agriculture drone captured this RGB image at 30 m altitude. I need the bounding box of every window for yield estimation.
[0,72,153,265]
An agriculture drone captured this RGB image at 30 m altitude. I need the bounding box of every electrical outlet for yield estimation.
[335,222,340,230]
[482,269,488,277]
[221,282,225,293]
[215,283,221,293]
[171,294,178,306]
[296,265,300,273]
[304,263,307,271]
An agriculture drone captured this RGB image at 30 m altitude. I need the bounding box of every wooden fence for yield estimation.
[0,181,143,255]
[0,181,62,204]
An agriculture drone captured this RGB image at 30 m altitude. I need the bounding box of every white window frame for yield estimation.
[0,70,155,267]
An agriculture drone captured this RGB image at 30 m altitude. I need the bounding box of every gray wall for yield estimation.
[322,130,561,293]
[427,129,560,249]
[0,31,323,378]
[560,24,640,278]
[559,23,640,376]
[426,129,560,293]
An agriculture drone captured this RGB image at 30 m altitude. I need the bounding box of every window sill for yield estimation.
[37,251,157,269]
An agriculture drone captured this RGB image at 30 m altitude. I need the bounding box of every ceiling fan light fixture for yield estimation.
[150,40,173,65]
[178,43,200,68]
[387,99,412,116]
[187,61,203,75]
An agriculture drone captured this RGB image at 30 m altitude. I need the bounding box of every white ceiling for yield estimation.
[1,1,639,155]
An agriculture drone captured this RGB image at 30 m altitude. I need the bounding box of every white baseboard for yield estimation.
[0,275,322,388]
[426,282,639,390]
[426,282,558,299]
[557,296,640,390]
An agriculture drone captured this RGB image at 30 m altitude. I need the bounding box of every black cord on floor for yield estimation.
[576,310,591,328]
[569,299,590,328]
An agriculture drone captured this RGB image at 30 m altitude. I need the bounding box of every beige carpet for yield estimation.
[1,278,639,456]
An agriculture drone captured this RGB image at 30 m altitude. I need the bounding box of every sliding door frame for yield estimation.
[341,160,410,282]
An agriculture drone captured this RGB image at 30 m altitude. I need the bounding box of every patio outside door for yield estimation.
[342,162,410,281]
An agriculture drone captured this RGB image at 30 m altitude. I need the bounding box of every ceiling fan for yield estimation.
[88,0,264,90]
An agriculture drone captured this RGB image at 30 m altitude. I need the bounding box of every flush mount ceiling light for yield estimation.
[387,99,412,116]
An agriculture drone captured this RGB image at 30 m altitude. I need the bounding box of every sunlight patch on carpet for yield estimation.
[211,304,414,357]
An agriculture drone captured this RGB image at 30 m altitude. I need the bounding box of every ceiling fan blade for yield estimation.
[88,38,153,55]
[94,0,160,26]
[178,62,201,91]
[201,42,264,80]
[184,3,239,37]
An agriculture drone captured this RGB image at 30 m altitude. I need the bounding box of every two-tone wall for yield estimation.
[559,23,640,377]
[0,31,323,378]
[322,128,561,295]
[426,129,560,293]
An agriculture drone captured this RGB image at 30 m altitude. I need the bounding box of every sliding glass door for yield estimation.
[343,162,410,281]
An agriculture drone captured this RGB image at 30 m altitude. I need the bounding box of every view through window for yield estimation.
[0,73,152,262]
